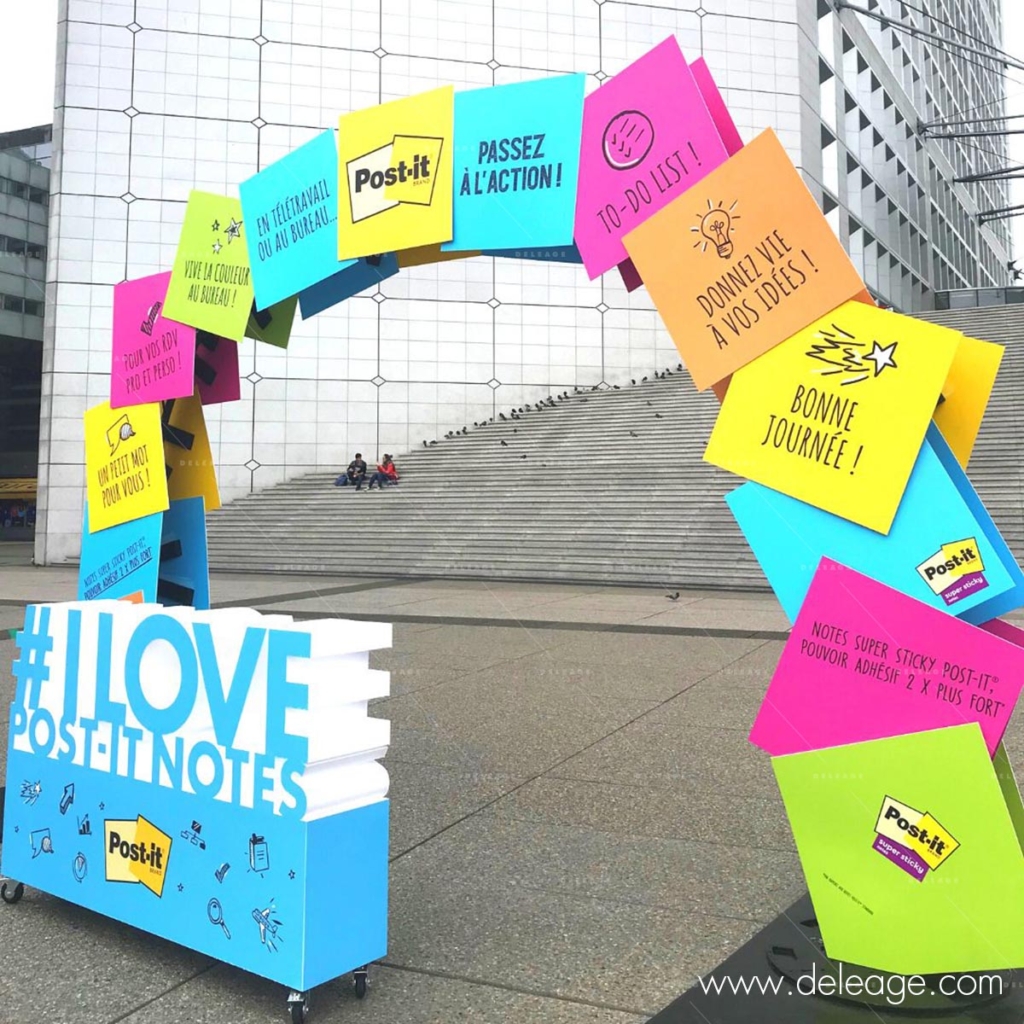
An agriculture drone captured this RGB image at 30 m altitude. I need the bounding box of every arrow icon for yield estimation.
[60,783,75,815]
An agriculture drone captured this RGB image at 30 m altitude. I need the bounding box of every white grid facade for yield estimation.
[39,0,807,564]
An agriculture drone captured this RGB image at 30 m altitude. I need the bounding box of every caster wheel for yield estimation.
[286,991,308,1023]
[354,969,368,1000]
[1,882,24,905]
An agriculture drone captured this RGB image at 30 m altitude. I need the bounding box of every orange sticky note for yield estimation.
[624,129,865,391]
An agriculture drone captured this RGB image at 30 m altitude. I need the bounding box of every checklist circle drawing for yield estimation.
[602,110,655,171]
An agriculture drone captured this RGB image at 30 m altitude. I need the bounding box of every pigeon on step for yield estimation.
[667,592,680,601]
[655,413,663,419]
[629,431,638,438]
[500,440,508,447]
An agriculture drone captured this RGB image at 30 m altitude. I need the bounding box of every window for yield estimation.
[0,234,45,260]
[2,295,24,313]
[23,299,41,316]
[0,176,27,199]
[28,186,48,205]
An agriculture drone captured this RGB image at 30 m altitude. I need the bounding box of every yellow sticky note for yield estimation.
[397,243,480,269]
[705,301,961,534]
[164,390,221,512]
[933,334,1003,468]
[164,190,255,341]
[104,819,139,884]
[85,400,169,533]
[129,815,173,897]
[339,86,454,259]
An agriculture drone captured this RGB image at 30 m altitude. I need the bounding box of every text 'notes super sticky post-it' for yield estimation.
[338,86,454,260]
[624,128,865,390]
[749,559,1024,758]
[574,37,729,279]
[705,300,961,534]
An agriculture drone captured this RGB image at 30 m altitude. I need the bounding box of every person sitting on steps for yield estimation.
[367,454,399,490]
[336,453,368,490]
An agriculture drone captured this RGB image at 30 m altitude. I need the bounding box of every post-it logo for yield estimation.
[104,815,172,897]
[346,135,443,223]
[872,796,958,882]
[916,538,987,606]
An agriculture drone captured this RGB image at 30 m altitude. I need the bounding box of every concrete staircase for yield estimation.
[207,308,1024,587]
[206,373,764,588]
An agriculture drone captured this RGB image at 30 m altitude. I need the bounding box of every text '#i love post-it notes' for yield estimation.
[933,333,1003,468]
[443,73,585,253]
[773,725,1024,975]
[84,400,169,533]
[240,130,353,311]
[574,37,729,279]
[624,129,866,390]
[163,190,255,342]
[110,272,196,409]
[338,86,454,260]
[749,559,1024,759]
[728,425,1024,626]
[705,301,961,534]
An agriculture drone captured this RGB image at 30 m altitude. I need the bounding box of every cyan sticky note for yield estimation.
[482,244,583,264]
[158,495,210,610]
[443,74,586,252]
[297,253,400,318]
[240,130,352,311]
[728,424,1024,625]
[77,505,162,602]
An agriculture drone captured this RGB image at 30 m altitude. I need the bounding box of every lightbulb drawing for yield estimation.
[692,199,741,259]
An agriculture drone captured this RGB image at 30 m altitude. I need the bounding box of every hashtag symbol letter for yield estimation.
[13,604,53,709]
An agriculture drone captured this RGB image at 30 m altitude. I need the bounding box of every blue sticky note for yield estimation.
[482,243,583,264]
[297,253,400,318]
[240,130,352,311]
[78,505,161,601]
[443,74,586,252]
[728,424,1024,625]
[158,496,210,610]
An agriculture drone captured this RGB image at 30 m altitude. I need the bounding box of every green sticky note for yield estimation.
[164,190,255,342]
[774,723,1024,975]
[245,295,297,349]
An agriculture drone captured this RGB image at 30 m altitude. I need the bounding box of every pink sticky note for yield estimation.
[617,257,643,292]
[111,272,197,409]
[574,37,729,279]
[690,58,743,157]
[194,330,241,405]
[750,559,1024,759]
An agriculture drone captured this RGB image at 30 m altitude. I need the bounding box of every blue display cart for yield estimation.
[1,601,392,1023]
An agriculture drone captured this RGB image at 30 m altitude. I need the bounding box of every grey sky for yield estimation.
[0,0,1020,267]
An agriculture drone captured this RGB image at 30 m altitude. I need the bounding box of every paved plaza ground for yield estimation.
[5,545,1023,1022]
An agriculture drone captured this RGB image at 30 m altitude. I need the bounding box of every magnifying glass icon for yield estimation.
[207,897,231,939]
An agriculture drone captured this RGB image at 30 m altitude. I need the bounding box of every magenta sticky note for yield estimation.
[111,272,198,409]
[690,58,743,157]
[194,330,241,405]
[749,559,1024,759]
[617,258,643,292]
[573,37,729,279]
